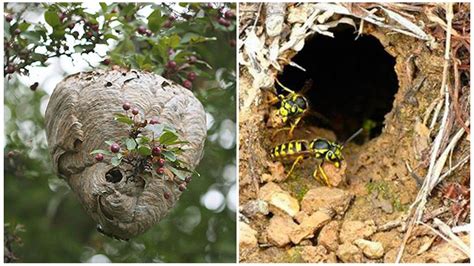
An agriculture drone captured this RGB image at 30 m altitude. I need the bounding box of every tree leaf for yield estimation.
[159,131,179,145]
[44,11,60,27]
[136,136,150,145]
[111,156,122,166]
[90,149,112,156]
[105,140,116,146]
[114,113,133,125]
[137,145,151,156]
[126,138,137,150]
[166,165,187,180]
[147,9,164,32]
[145,124,164,137]
[161,150,176,162]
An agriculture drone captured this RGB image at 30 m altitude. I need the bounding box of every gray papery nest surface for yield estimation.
[45,69,207,240]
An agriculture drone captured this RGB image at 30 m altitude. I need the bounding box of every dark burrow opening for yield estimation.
[277,27,399,143]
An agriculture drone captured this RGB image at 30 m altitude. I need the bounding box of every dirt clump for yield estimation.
[266,215,298,247]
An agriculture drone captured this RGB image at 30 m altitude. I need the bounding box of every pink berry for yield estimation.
[187,72,197,81]
[137,25,146,34]
[164,192,171,199]
[152,146,161,156]
[168,15,176,21]
[218,17,230,27]
[157,158,165,166]
[166,60,177,69]
[185,176,192,183]
[90,24,99,31]
[188,56,197,64]
[131,107,139,115]
[110,143,120,153]
[102,58,111,65]
[95,153,104,161]
[122,102,131,111]
[225,10,234,19]
[178,184,186,191]
[163,20,172,28]
[156,167,164,175]
[182,79,192,89]
[5,14,13,23]
[149,117,159,124]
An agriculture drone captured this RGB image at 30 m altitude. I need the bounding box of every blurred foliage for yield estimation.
[4,2,236,263]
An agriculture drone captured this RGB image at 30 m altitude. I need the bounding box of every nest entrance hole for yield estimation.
[277,27,399,143]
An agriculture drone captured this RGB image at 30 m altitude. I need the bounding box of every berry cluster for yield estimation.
[91,102,198,193]
[163,50,199,90]
[217,9,234,27]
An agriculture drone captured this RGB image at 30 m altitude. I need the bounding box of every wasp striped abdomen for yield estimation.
[270,140,310,160]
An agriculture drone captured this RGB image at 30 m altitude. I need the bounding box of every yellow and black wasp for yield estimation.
[270,128,362,186]
[268,78,311,138]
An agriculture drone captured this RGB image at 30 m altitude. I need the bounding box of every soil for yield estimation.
[239,15,470,263]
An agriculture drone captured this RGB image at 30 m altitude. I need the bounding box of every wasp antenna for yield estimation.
[343,128,363,146]
[274,77,293,93]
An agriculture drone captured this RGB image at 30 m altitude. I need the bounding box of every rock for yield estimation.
[299,240,313,246]
[269,191,300,217]
[354,239,384,259]
[421,234,470,263]
[318,221,340,252]
[294,211,309,224]
[339,220,377,243]
[266,216,298,247]
[240,222,258,250]
[258,183,299,217]
[384,248,398,263]
[321,160,347,187]
[301,187,353,217]
[258,182,283,201]
[336,242,364,263]
[300,245,337,263]
[240,199,269,218]
[262,161,287,182]
[290,210,333,244]
[371,230,402,251]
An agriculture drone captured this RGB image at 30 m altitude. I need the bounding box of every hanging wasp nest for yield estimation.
[239,3,470,263]
[45,69,206,240]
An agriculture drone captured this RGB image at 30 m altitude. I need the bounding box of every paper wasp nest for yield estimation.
[45,69,206,240]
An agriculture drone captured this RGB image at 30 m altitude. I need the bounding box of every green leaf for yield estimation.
[181,33,216,44]
[167,140,189,146]
[148,9,164,32]
[30,52,48,62]
[114,113,133,125]
[104,33,119,40]
[44,11,60,27]
[167,35,181,48]
[161,150,176,162]
[126,138,136,150]
[166,165,188,180]
[18,22,31,31]
[105,140,115,146]
[111,156,122,166]
[137,145,151,156]
[159,131,178,145]
[136,136,150,145]
[145,124,164,137]
[74,44,95,53]
[90,149,112,156]
[99,2,108,13]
